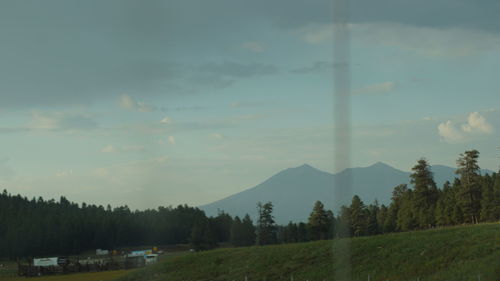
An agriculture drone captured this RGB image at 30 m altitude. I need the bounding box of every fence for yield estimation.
[17,258,140,277]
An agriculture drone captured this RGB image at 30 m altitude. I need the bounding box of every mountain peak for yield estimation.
[291,163,324,173]
[298,163,314,169]
[278,163,323,177]
[369,162,393,169]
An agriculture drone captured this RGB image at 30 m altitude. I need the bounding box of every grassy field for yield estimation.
[116,223,500,281]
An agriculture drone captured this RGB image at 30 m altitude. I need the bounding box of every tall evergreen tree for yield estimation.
[307,201,330,240]
[410,158,438,228]
[255,202,277,245]
[456,150,482,224]
[350,195,368,237]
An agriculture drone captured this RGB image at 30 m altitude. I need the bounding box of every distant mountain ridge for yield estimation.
[200,163,495,224]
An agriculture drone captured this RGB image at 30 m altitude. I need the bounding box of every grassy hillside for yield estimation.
[117,223,500,281]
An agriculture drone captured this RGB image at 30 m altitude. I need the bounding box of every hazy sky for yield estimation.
[1,0,499,209]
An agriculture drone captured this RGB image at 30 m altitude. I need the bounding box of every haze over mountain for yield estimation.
[200,162,494,224]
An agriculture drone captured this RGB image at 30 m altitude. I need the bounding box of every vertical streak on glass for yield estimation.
[333,0,351,280]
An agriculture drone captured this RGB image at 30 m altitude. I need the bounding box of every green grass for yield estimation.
[116,223,500,281]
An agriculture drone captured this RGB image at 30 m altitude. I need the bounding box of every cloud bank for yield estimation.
[438,112,493,143]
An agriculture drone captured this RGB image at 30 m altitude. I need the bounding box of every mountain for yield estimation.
[199,163,494,224]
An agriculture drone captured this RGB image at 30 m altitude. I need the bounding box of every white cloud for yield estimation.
[438,121,464,143]
[118,94,156,112]
[461,112,493,134]
[438,112,493,143]
[160,117,173,124]
[241,41,265,52]
[351,82,395,95]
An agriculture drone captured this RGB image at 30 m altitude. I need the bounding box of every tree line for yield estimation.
[0,194,224,258]
[0,149,498,258]
[252,149,500,244]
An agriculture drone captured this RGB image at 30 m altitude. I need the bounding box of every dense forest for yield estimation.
[0,195,235,258]
[0,149,499,258]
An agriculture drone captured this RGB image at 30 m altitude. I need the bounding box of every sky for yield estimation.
[0,0,499,209]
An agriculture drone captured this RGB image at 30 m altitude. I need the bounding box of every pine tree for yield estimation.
[350,195,368,236]
[456,150,482,224]
[255,202,277,245]
[308,201,330,240]
[410,158,438,228]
